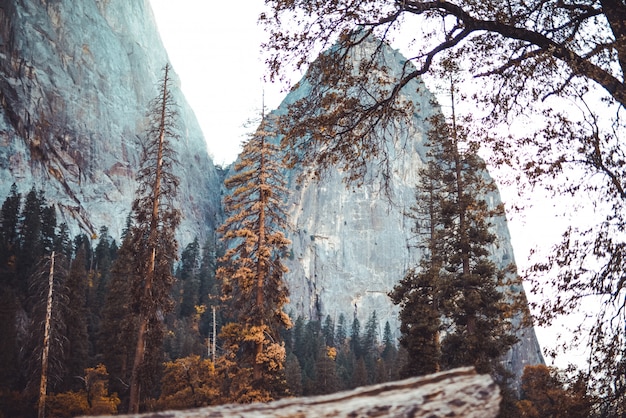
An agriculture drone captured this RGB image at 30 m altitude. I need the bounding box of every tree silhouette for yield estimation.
[127,63,181,413]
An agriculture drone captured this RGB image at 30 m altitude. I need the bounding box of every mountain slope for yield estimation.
[0,0,221,243]
[268,34,544,379]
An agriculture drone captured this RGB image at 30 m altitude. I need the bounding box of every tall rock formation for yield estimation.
[269,35,543,379]
[0,0,221,243]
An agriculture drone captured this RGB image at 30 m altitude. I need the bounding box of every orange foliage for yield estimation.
[516,365,591,418]
[45,364,119,417]
[155,355,218,410]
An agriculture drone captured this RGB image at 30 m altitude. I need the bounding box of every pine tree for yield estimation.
[0,183,21,287]
[284,353,303,396]
[335,313,347,347]
[100,236,138,405]
[18,186,45,296]
[311,348,340,395]
[61,243,89,392]
[0,185,21,390]
[179,238,201,318]
[392,89,519,377]
[349,317,361,359]
[40,203,57,255]
[89,226,115,362]
[390,120,448,377]
[381,321,396,364]
[429,109,517,374]
[217,110,291,400]
[54,224,73,261]
[126,63,181,412]
[362,311,379,384]
[322,315,335,348]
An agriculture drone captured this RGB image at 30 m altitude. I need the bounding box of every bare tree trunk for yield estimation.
[128,64,169,414]
[38,251,55,418]
[254,136,267,381]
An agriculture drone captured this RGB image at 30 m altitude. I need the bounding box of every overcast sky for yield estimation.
[149,0,290,166]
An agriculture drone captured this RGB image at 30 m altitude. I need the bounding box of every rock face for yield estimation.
[272,36,544,380]
[97,367,501,418]
[0,0,542,385]
[0,0,221,243]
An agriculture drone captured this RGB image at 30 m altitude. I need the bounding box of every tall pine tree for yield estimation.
[126,63,181,413]
[217,110,291,401]
[390,129,446,377]
[393,92,519,377]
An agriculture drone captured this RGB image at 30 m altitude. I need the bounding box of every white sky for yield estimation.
[149,0,291,166]
[149,0,583,369]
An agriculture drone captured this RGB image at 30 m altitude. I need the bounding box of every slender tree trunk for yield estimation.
[427,186,441,373]
[128,64,169,414]
[38,251,55,418]
[450,80,475,337]
[254,136,267,381]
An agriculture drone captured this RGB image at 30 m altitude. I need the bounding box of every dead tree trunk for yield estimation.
[38,251,55,418]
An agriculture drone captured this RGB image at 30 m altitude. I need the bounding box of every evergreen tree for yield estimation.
[381,321,396,364]
[18,186,45,296]
[352,358,368,388]
[89,226,115,363]
[390,89,520,381]
[61,243,89,392]
[284,353,303,396]
[40,203,57,255]
[179,238,201,318]
[311,348,340,395]
[362,311,379,384]
[322,315,335,348]
[0,183,21,287]
[335,344,355,390]
[292,316,306,359]
[430,109,517,373]
[54,224,73,261]
[390,121,448,376]
[71,234,93,270]
[0,284,19,391]
[100,237,138,406]
[390,265,441,377]
[335,313,347,347]
[127,63,182,412]
[349,317,361,359]
[0,185,21,390]
[399,108,518,376]
[217,110,291,400]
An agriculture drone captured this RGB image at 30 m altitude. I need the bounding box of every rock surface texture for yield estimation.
[0,0,222,243]
[273,36,544,381]
[93,367,500,418]
[0,0,543,385]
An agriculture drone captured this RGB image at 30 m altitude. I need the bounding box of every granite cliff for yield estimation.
[0,0,542,383]
[268,35,544,379]
[0,0,222,243]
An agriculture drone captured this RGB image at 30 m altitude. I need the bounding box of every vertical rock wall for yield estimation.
[272,35,544,380]
[0,0,221,243]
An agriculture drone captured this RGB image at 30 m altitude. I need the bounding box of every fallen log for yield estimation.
[98,367,500,418]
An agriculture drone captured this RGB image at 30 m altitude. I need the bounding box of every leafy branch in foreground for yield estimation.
[263,1,626,409]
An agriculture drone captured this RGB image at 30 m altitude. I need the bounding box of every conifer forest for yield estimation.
[2,0,626,417]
